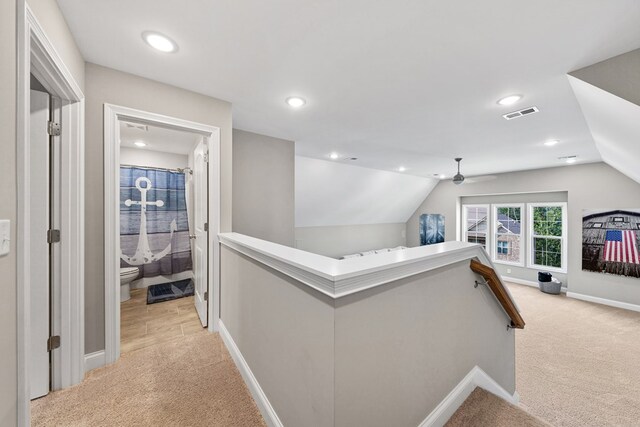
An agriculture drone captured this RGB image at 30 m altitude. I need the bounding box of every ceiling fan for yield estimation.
[453,158,465,185]
[451,158,497,185]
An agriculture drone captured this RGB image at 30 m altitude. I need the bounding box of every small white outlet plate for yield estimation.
[507,268,512,274]
[0,220,10,256]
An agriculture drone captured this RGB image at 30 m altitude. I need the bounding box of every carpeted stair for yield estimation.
[445,387,552,427]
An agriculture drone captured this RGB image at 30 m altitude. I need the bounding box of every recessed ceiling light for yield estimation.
[398,166,406,172]
[439,174,446,179]
[329,152,339,160]
[134,141,147,147]
[544,140,559,146]
[559,155,577,164]
[286,97,306,108]
[497,95,522,106]
[142,31,178,53]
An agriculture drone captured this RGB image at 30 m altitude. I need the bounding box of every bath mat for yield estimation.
[147,279,195,304]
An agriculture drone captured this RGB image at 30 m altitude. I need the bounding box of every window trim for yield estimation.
[491,203,525,267]
[527,202,568,273]
[462,204,491,255]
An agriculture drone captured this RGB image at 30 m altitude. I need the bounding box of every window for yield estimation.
[462,205,489,250]
[528,203,567,272]
[492,204,524,266]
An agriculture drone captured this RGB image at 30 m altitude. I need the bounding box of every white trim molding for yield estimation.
[503,276,567,294]
[567,292,640,313]
[219,321,283,427]
[84,351,106,373]
[219,233,521,316]
[17,3,85,425]
[104,104,221,366]
[419,366,519,427]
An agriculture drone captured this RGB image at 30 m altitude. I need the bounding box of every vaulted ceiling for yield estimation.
[58,0,640,178]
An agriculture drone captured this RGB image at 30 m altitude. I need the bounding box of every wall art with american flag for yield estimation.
[582,209,640,278]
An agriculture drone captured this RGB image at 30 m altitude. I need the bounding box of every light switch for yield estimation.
[0,220,10,257]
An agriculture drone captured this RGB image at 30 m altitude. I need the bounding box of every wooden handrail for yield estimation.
[469,259,525,329]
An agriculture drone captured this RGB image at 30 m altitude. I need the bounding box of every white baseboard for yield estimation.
[419,366,519,427]
[84,350,106,373]
[566,292,640,313]
[218,320,283,427]
[503,276,567,293]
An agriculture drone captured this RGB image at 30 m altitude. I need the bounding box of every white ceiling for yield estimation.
[59,0,640,177]
[296,156,437,227]
[119,121,201,155]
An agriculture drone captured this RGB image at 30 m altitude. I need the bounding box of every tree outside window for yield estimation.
[532,206,563,269]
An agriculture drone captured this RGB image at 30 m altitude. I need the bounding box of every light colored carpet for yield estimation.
[31,332,266,427]
[446,387,551,427]
[508,283,640,427]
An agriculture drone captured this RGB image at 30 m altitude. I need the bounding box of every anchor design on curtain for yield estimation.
[120,176,177,265]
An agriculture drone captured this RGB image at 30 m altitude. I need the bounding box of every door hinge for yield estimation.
[47,229,61,243]
[47,121,61,136]
[204,291,208,301]
[204,222,209,232]
[47,335,61,351]
[203,152,209,163]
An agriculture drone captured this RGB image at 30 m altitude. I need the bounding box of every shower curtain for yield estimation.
[120,166,193,277]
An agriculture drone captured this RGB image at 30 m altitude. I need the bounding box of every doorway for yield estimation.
[104,105,221,365]
[28,75,62,400]
[117,122,210,354]
[18,5,86,424]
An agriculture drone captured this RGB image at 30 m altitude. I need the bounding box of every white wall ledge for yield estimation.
[219,232,499,299]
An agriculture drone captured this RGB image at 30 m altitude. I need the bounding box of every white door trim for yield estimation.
[104,104,221,365]
[17,3,85,426]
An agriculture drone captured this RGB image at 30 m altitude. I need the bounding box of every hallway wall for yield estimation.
[232,129,295,246]
[0,1,17,424]
[27,0,85,91]
[84,63,233,354]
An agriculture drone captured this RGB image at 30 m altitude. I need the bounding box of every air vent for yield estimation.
[123,122,148,131]
[502,106,539,120]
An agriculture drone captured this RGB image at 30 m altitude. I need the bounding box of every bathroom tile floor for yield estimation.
[120,288,206,354]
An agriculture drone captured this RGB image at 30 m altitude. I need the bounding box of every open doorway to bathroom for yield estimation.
[103,104,221,365]
[118,122,210,354]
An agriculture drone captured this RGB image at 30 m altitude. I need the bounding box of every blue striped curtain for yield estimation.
[120,167,192,277]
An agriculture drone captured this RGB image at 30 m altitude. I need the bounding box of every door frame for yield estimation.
[104,104,221,365]
[17,3,85,426]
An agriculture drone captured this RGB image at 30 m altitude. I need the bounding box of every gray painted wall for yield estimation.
[85,63,233,353]
[232,129,294,246]
[27,0,85,90]
[295,223,407,258]
[407,162,640,305]
[334,263,515,427]
[221,246,515,427]
[570,48,640,108]
[1,0,17,423]
[221,247,335,427]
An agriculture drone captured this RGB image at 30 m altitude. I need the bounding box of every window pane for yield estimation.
[533,237,562,268]
[465,206,488,249]
[533,206,563,237]
[494,206,522,263]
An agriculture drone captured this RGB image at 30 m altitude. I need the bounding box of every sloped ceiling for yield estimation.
[568,49,640,184]
[296,156,438,227]
[568,76,640,184]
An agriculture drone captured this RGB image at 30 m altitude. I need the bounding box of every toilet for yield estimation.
[120,267,140,302]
